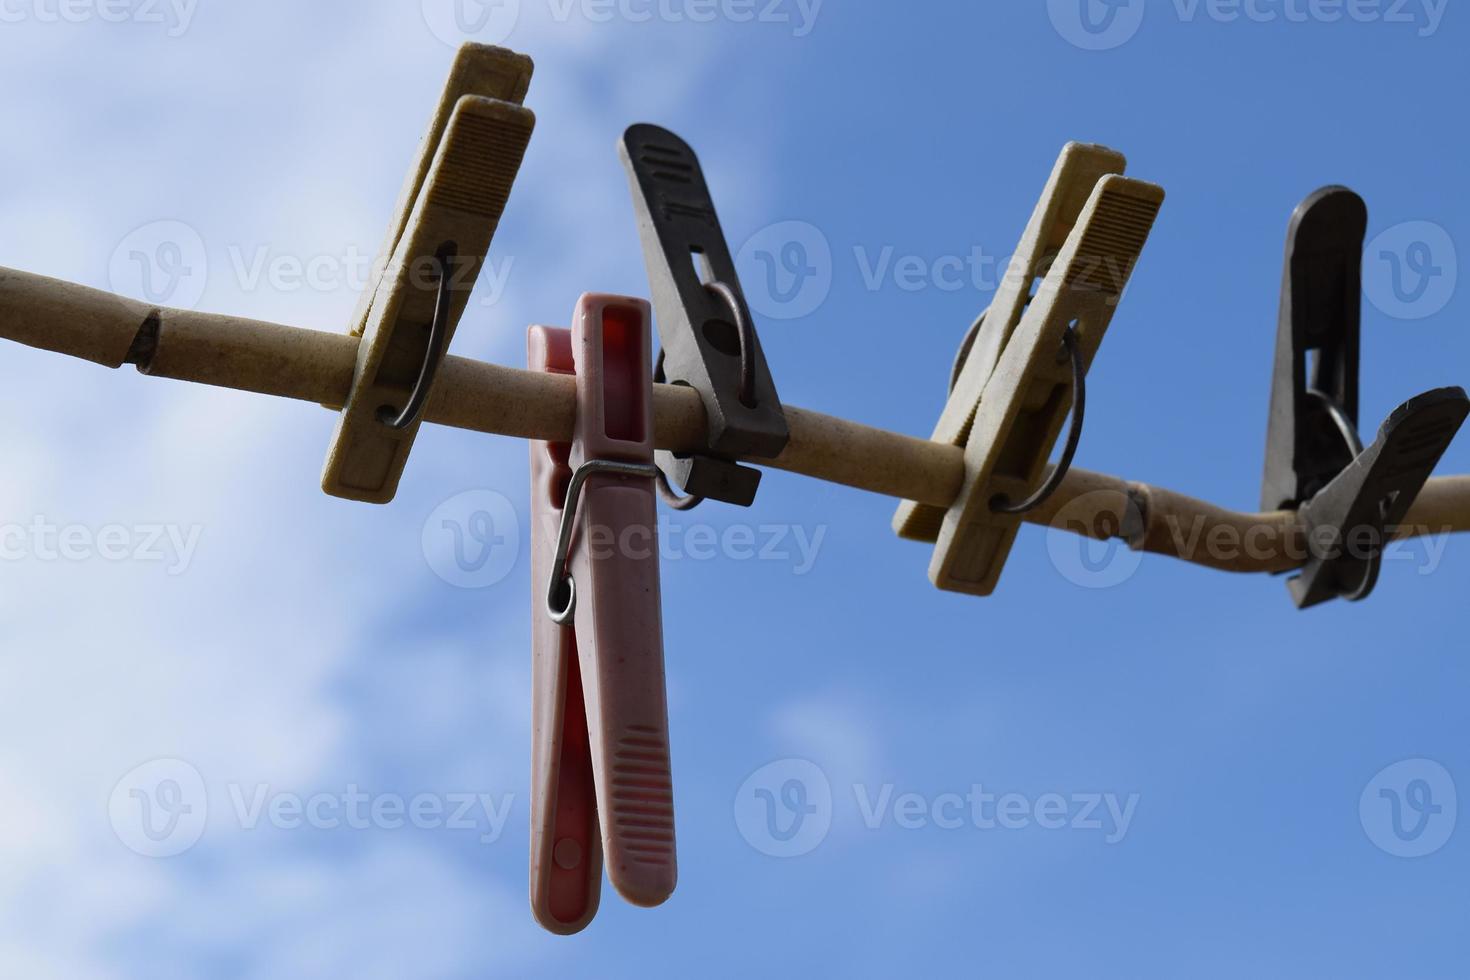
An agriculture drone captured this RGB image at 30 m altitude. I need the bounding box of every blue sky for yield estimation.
[1,1,1467,976]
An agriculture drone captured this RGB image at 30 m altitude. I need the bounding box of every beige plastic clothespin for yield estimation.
[321,44,536,502]
[894,143,1164,595]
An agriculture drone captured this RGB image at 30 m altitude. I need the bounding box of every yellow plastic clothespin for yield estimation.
[322,44,536,502]
[894,143,1164,595]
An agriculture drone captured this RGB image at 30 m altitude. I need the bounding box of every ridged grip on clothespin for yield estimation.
[925,173,1164,596]
[1289,388,1468,609]
[565,296,675,911]
[322,49,535,503]
[619,123,789,506]
[529,296,675,934]
[894,142,1127,542]
[345,44,533,341]
[528,324,602,935]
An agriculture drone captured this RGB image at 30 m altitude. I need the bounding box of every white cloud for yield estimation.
[0,0,767,972]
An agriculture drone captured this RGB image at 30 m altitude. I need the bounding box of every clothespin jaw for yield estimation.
[1261,187,1366,512]
[619,124,789,507]
[529,296,675,935]
[1260,188,1467,608]
[322,45,536,503]
[893,143,1163,596]
[893,142,1127,543]
[528,324,600,934]
[1289,387,1468,608]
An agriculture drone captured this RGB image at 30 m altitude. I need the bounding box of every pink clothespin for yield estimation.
[527,294,675,935]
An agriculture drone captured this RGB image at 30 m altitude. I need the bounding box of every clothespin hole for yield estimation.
[702,318,742,357]
[689,247,715,285]
[1056,319,1081,364]
[553,838,583,870]
[548,574,575,624]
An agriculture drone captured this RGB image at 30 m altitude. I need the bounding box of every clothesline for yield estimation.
[5,264,1467,578]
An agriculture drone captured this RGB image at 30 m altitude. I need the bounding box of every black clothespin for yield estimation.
[1291,389,1468,608]
[618,124,789,508]
[1262,187,1366,512]
[1262,187,1469,608]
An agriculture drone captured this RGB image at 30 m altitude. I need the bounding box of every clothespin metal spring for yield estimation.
[376,241,458,430]
[545,458,661,624]
[989,322,1087,516]
[650,279,760,511]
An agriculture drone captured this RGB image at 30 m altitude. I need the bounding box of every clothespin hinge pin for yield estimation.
[546,458,660,624]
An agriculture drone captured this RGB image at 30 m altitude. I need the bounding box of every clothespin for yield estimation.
[528,295,675,935]
[1261,187,1468,608]
[893,143,1164,595]
[1290,389,1467,607]
[618,124,789,508]
[322,44,536,503]
[1261,186,1366,512]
